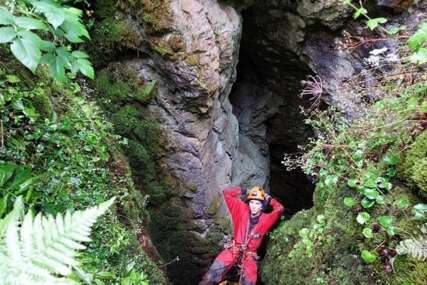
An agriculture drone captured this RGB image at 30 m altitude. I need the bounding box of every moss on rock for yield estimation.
[399,130,427,196]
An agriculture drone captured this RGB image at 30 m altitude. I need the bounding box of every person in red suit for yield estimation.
[200,186,284,285]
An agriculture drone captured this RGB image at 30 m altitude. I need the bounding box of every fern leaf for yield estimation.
[0,196,115,284]
[397,236,427,261]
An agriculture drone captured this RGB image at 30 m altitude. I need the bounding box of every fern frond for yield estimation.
[397,236,427,261]
[0,197,115,285]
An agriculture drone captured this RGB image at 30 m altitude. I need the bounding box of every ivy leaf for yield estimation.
[366,18,388,31]
[10,37,41,72]
[0,8,15,25]
[412,203,427,221]
[383,153,399,165]
[357,212,370,225]
[394,198,411,209]
[410,48,427,65]
[408,22,427,51]
[15,16,47,31]
[0,27,17,43]
[375,195,385,205]
[363,188,379,200]
[361,198,375,209]
[347,179,359,188]
[361,250,377,263]
[362,228,373,239]
[378,215,394,229]
[376,177,392,191]
[353,7,368,19]
[344,197,357,207]
[31,1,65,29]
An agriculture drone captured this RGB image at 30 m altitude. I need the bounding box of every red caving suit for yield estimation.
[200,187,284,285]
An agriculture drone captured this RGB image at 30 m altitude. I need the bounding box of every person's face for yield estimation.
[249,199,263,216]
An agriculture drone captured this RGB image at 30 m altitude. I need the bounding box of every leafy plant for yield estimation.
[361,249,377,263]
[408,22,427,65]
[339,0,388,31]
[0,196,115,284]
[397,236,427,261]
[0,0,93,82]
[0,163,38,218]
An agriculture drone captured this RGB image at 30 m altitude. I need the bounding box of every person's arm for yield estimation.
[223,187,247,218]
[262,196,284,231]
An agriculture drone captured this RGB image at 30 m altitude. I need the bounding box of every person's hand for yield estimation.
[265,193,272,203]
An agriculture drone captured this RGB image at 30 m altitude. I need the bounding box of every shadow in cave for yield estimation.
[227,7,317,283]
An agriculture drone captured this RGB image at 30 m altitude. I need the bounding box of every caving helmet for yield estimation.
[246,186,266,202]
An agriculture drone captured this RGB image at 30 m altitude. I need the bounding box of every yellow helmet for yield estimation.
[246,186,266,201]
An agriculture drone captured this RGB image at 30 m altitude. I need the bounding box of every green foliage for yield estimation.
[0,0,93,82]
[0,196,114,284]
[408,23,427,65]
[271,73,427,283]
[0,65,166,284]
[0,163,38,217]
[361,249,377,263]
[340,0,426,65]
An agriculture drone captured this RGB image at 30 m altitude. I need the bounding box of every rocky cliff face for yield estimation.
[91,0,424,283]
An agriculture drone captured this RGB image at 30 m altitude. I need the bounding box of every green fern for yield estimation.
[0,196,115,285]
[397,236,427,261]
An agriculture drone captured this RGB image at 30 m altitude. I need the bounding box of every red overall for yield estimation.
[200,187,284,285]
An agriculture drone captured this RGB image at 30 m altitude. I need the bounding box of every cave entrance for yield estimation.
[229,8,315,217]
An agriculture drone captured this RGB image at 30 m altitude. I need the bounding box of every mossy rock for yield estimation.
[398,130,427,196]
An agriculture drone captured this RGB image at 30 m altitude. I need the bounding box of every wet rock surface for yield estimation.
[91,0,426,283]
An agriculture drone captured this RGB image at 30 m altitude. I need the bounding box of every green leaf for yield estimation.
[347,179,359,188]
[363,188,379,200]
[412,203,427,220]
[0,27,17,43]
[375,195,385,205]
[386,25,405,35]
[386,226,396,236]
[76,58,94,79]
[344,197,357,207]
[410,48,427,65]
[361,250,377,263]
[0,8,15,25]
[357,212,370,225]
[0,164,15,187]
[0,194,9,217]
[394,198,411,209]
[15,16,47,30]
[362,228,373,239]
[60,8,89,43]
[353,149,364,161]
[376,177,392,191]
[408,22,427,51]
[324,175,338,187]
[361,198,375,209]
[71,50,89,59]
[353,7,368,19]
[383,153,399,165]
[10,37,41,72]
[6,75,20,83]
[31,1,65,29]
[41,53,66,82]
[367,17,388,31]
[378,216,394,229]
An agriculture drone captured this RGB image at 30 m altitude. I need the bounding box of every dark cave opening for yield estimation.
[229,35,315,218]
